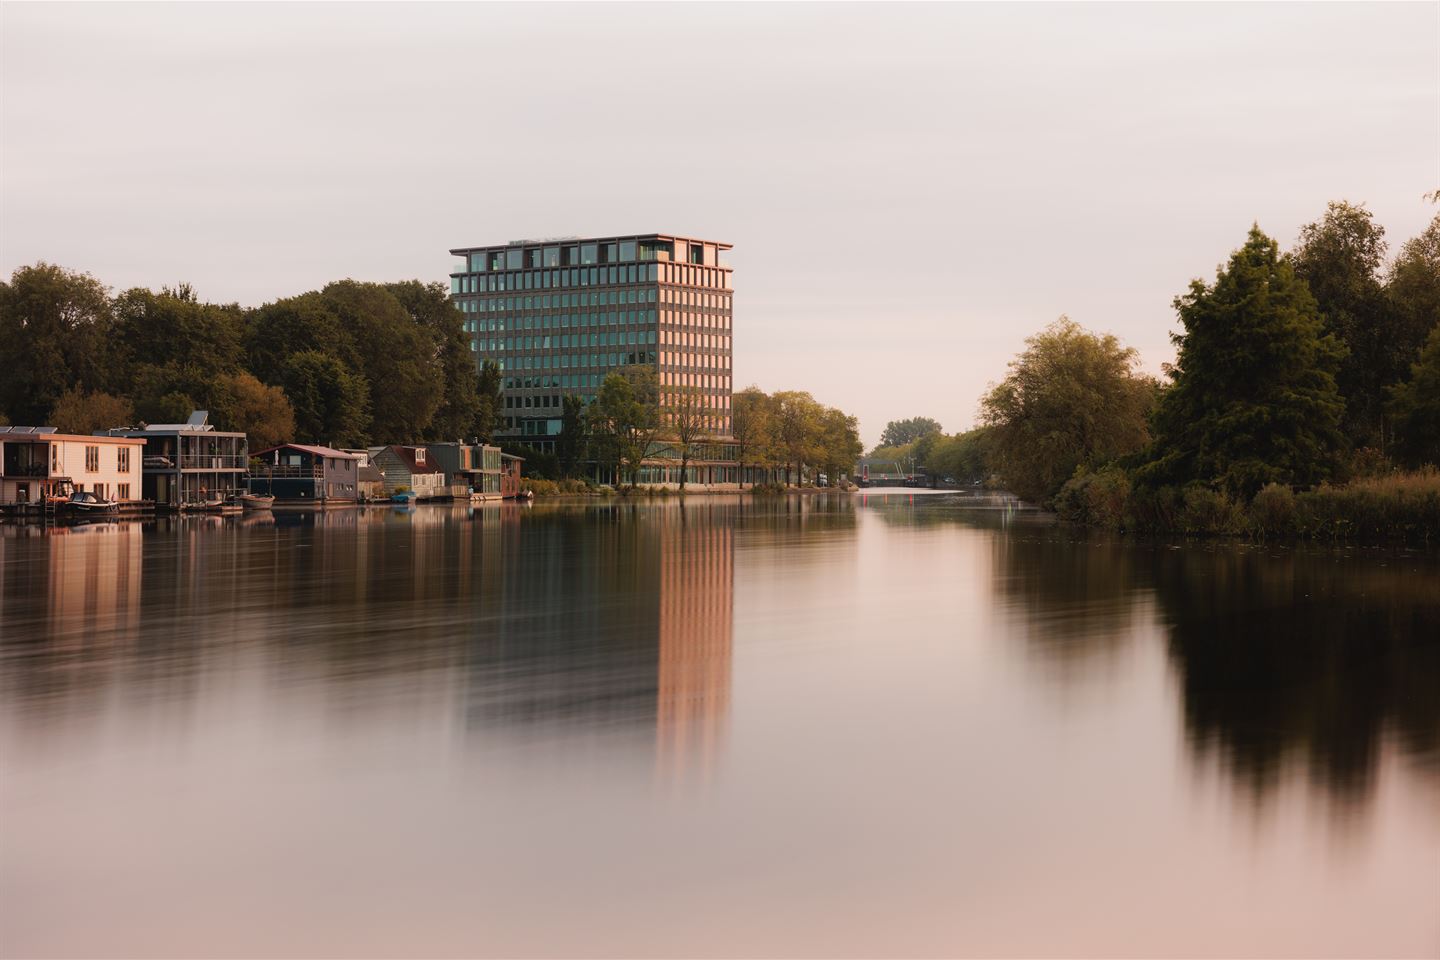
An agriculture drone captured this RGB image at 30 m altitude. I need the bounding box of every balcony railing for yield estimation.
[176,454,247,470]
[249,464,324,479]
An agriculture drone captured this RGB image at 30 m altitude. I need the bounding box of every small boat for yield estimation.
[189,497,242,515]
[62,491,118,515]
[239,493,275,511]
[391,490,418,504]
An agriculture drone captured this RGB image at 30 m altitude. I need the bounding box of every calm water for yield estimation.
[2,493,1437,958]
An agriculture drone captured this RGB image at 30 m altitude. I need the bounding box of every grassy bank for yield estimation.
[1054,468,1440,541]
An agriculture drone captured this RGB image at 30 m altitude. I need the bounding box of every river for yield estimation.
[1,492,1437,957]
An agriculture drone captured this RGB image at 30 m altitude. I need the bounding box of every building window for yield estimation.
[85,446,99,472]
[506,249,523,270]
[415,449,426,464]
[119,483,130,501]
[118,448,130,472]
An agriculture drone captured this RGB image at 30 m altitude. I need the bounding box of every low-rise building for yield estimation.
[502,452,525,498]
[103,411,247,509]
[247,444,361,506]
[0,427,145,506]
[425,442,504,499]
[370,446,447,499]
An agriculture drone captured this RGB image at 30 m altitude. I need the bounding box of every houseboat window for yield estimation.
[415,449,425,463]
[85,446,99,472]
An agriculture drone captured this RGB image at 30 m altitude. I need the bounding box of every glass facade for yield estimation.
[448,235,734,453]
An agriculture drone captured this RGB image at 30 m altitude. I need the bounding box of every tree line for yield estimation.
[0,266,500,448]
[874,199,1440,530]
[522,370,863,491]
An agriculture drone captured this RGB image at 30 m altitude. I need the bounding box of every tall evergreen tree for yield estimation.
[385,280,480,441]
[474,359,503,442]
[1140,226,1346,496]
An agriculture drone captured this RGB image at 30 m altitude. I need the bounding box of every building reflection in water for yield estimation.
[463,500,736,783]
[0,504,737,784]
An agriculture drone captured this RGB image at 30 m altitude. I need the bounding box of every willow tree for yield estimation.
[1139,226,1346,496]
[981,316,1155,504]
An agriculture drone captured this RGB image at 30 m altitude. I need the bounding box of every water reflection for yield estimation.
[1151,546,1440,806]
[0,503,738,781]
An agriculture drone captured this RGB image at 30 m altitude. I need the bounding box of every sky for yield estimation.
[2,3,1436,448]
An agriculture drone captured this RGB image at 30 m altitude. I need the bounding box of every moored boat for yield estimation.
[390,490,418,504]
[239,493,275,511]
[61,491,118,516]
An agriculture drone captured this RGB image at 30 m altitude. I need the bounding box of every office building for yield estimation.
[447,234,735,455]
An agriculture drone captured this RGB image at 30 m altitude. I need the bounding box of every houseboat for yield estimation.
[370,446,447,501]
[247,444,361,509]
[425,442,505,500]
[101,411,247,511]
[1,426,146,517]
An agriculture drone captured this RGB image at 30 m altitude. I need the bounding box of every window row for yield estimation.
[486,351,658,372]
[475,330,659,351]
[457,288,659,312]
[459,309,658,331]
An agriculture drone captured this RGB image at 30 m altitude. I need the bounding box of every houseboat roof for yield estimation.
[252,443,360,460]
[0,427,139,445]
[501,452,525,462]
[379,446,442,473]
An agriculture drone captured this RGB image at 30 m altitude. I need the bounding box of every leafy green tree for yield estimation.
[1385,212,1440,368]
[386,280,479,441]
[925,427,993,483]
[317,281,442,443]
[1140,226,1346,497]
[245,292,352,383]
[556,394,587,478]
[664,384,709,490]
[0,263,115,424]
[112,286,246,392]
[772,391,823,485]
[135,390,199,426]
[1292,201,1401,448]
[48,388,134,435]
[731,386,776,486]
[209,372,296,450]
[474,359,502,442]
[589,366,661,489]
[878,416,942,450]
[279,350,370,447]
[815,406,863,483]
[981,316,1156,504]
[1387,324,1440,467]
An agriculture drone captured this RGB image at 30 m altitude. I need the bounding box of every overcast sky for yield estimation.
[3,2,1436,446]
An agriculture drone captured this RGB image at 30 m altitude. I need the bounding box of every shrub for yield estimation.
[748,482,787,496]
[1178,485,1245,535]
[1054,467,1131,527]
[1295,469,1440,541]
[1247,483,1297,537]
[1124,485,1186,534]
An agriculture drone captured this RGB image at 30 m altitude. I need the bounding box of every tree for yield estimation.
[556,394,587,478]
[1291,201,1398,448]
[1386,213,1440,372]
[245,292,352,384]
[878,416,943,450]
[279,350,370,447]
[1387,324,1440,468]
[112,286,246,394]
[926,427,993,483]
[48,388,134,435]
[772,391,822,485]
[982,316,1156,504]
[815,406,863,484]
[474,359,502,442]
[1139,226,1346,498]
[732,386,776,487]
[589,366,662,489]
[665,385,709,491]
[386,280,479,441]
[209,372,296,451]
[0,263,115,425]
